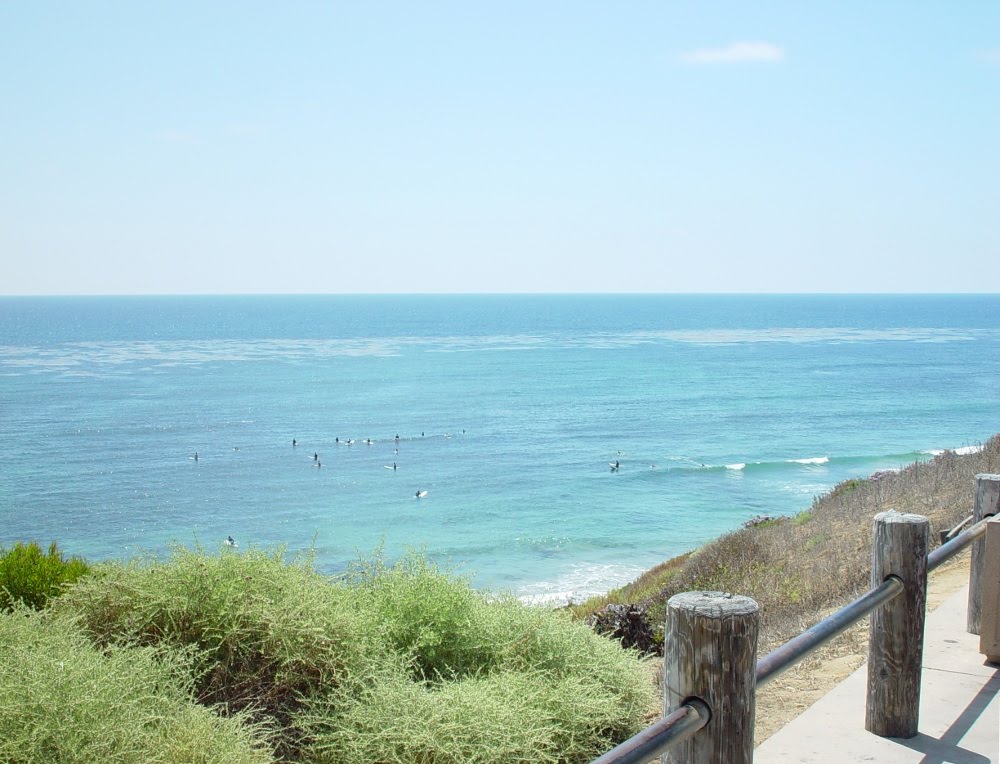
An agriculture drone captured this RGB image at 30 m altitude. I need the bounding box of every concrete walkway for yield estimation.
[755,585,1000,763]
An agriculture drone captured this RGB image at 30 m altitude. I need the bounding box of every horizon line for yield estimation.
[3,291,999,299]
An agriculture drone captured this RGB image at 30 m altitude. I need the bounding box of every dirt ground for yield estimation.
[753,550,972,744]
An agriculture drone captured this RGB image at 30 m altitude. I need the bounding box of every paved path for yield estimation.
[755,585,999,763]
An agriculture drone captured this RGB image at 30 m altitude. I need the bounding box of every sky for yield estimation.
[1,2,998,295]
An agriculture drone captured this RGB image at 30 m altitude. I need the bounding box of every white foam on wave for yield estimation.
[1,338,408,374]
[516,562,647,607]
[789,456,830,465]
[631,327,980,346]
[725,463,746,471]
[953,444,985,456]
[922,444,984,457]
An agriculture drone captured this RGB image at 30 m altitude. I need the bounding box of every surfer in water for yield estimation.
[292,439,297,447]
[225,535,236,547]
[313,453,318,461]
[611,460,620,472]
[194,451,199,462]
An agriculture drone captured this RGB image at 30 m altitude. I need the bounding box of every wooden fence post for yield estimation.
[663,592,759,764]
[979,517,1000,664]
[865,510,929,738]
[968,474,1000,635]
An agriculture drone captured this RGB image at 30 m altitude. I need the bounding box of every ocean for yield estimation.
[1,294,997,604]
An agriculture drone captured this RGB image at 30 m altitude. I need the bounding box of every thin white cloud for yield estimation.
[681,41,784,64]
[978,48,1000,63]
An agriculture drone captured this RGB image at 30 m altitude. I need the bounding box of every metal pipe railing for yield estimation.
[943,513,974,540]
[755,575,903,686]
[928,517,987,571]
[590,698,710,764]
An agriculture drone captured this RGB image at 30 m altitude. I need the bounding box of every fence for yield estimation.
[591,473,1000,764]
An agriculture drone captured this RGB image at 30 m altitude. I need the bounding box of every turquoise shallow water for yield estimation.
[1,294,998,603]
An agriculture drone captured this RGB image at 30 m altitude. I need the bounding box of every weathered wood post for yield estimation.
[968,474,1000,635]
[865,510,929,738]
[979,516,1000,664]
[663,592,759,764]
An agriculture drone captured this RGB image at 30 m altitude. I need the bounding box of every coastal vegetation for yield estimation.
[573,436,1000,656]
[0,607,271,763]
[0,541,90,611]
[1,548,654,763]
[2,437,997,762]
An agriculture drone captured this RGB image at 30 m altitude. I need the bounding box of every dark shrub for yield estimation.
[0,541,90,611]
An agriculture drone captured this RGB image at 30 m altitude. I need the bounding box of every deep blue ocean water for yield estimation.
[2,294,998,603]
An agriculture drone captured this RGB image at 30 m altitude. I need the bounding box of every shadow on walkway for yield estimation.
[895,669,1000,764]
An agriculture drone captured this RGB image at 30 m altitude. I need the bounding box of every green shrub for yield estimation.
[305,669,647,764]
[52,546,393,760]
[53,548,655,763]
[333,552,656,762]
[0,541,90,611]
[347,552,501,681]
[827,477,865,499]
[0,606,272,764]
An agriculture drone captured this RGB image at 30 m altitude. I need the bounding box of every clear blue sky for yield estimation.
[2,2,997,295]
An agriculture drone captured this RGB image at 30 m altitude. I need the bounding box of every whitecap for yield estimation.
[621,327,980,346]
[725,463,746,471]
[953,444,985,456]
[924,445,984,457]
[789,456,830,465]
[515,563,646,607]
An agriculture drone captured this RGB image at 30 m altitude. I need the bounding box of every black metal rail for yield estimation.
[589,517,987,764]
